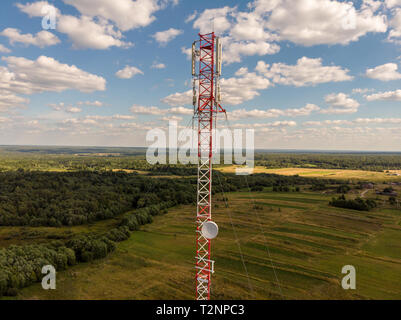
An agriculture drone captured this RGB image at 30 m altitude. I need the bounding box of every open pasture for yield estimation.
[16,190,401,300]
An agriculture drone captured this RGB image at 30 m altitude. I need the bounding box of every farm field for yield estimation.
[218,166,401,182]
[15,190,401,300]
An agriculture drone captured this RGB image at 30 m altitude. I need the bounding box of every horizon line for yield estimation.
[1,144,401,154]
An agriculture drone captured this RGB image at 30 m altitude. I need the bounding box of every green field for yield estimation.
[15,190,401,300]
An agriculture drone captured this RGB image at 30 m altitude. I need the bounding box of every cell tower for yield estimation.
[192,32,225,300]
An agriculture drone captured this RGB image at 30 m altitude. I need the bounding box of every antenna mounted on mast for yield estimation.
[192,32,225,301]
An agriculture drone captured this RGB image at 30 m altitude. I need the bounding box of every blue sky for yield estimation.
[0,0,401,150]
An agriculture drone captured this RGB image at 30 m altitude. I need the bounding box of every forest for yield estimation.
[0,169,333,227]
[0,170,195,227]
[254,152,401,171]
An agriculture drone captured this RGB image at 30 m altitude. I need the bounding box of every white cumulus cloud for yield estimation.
[386,7,401,43]
[161,90,192,107]
[256,57,353,87]
[229,103,319,120]
[193,6,235,34]
[116,66,144,79]
[17,1,133,49]
[1,55,106,94]
[62,0,161,31]
[192,0,387,64]
[0,44,11,53]
[386,0,401,8]
[0,55,105,112]
[220,71,272,105]
[152,28,183,45]
[0,28,60,48]
[151,62,166,69]
[366,63,401,81]
[78,100,103,107]
[365,90,401,101]
[66,107,82,113]
[58,15,132,49]
[352,88,374,94]
[264,0,387,46]
[0,91,29,112]
[321,93,360,114]
[130,105,192,115]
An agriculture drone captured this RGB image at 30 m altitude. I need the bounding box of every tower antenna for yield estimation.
[192,32,225,300]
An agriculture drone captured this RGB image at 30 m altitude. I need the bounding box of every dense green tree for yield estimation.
[329,196,377,211]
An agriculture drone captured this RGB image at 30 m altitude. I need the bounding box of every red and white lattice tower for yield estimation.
[192,32,225,300]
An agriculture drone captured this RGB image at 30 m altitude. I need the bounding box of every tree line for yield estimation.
[255,153,401,172]
[0,201,172,297]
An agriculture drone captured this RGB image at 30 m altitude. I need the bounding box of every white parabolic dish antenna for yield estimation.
[201,221,219,240]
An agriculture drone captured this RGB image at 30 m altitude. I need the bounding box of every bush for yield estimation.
[329,195,377,211]
[106,228,129,242]
[389,196,397,205]
[251,185,263,192]
[81,251,94,262]
[273,185,291,192]
[336,184,351,194]
[310,183,326,191]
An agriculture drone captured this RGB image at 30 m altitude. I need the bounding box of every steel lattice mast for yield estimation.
[192,32,225,300]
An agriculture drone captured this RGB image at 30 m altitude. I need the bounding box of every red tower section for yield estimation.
[194,32,225,300]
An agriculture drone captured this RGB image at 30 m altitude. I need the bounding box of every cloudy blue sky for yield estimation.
[0,0,401,150]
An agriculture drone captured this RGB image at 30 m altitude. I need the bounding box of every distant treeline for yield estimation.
[255,153,401,171]
[0,146,147,156]
[0,154,151,172]
[2,151,401,173]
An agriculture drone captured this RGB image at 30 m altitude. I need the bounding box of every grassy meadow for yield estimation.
[15,189,401,300]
